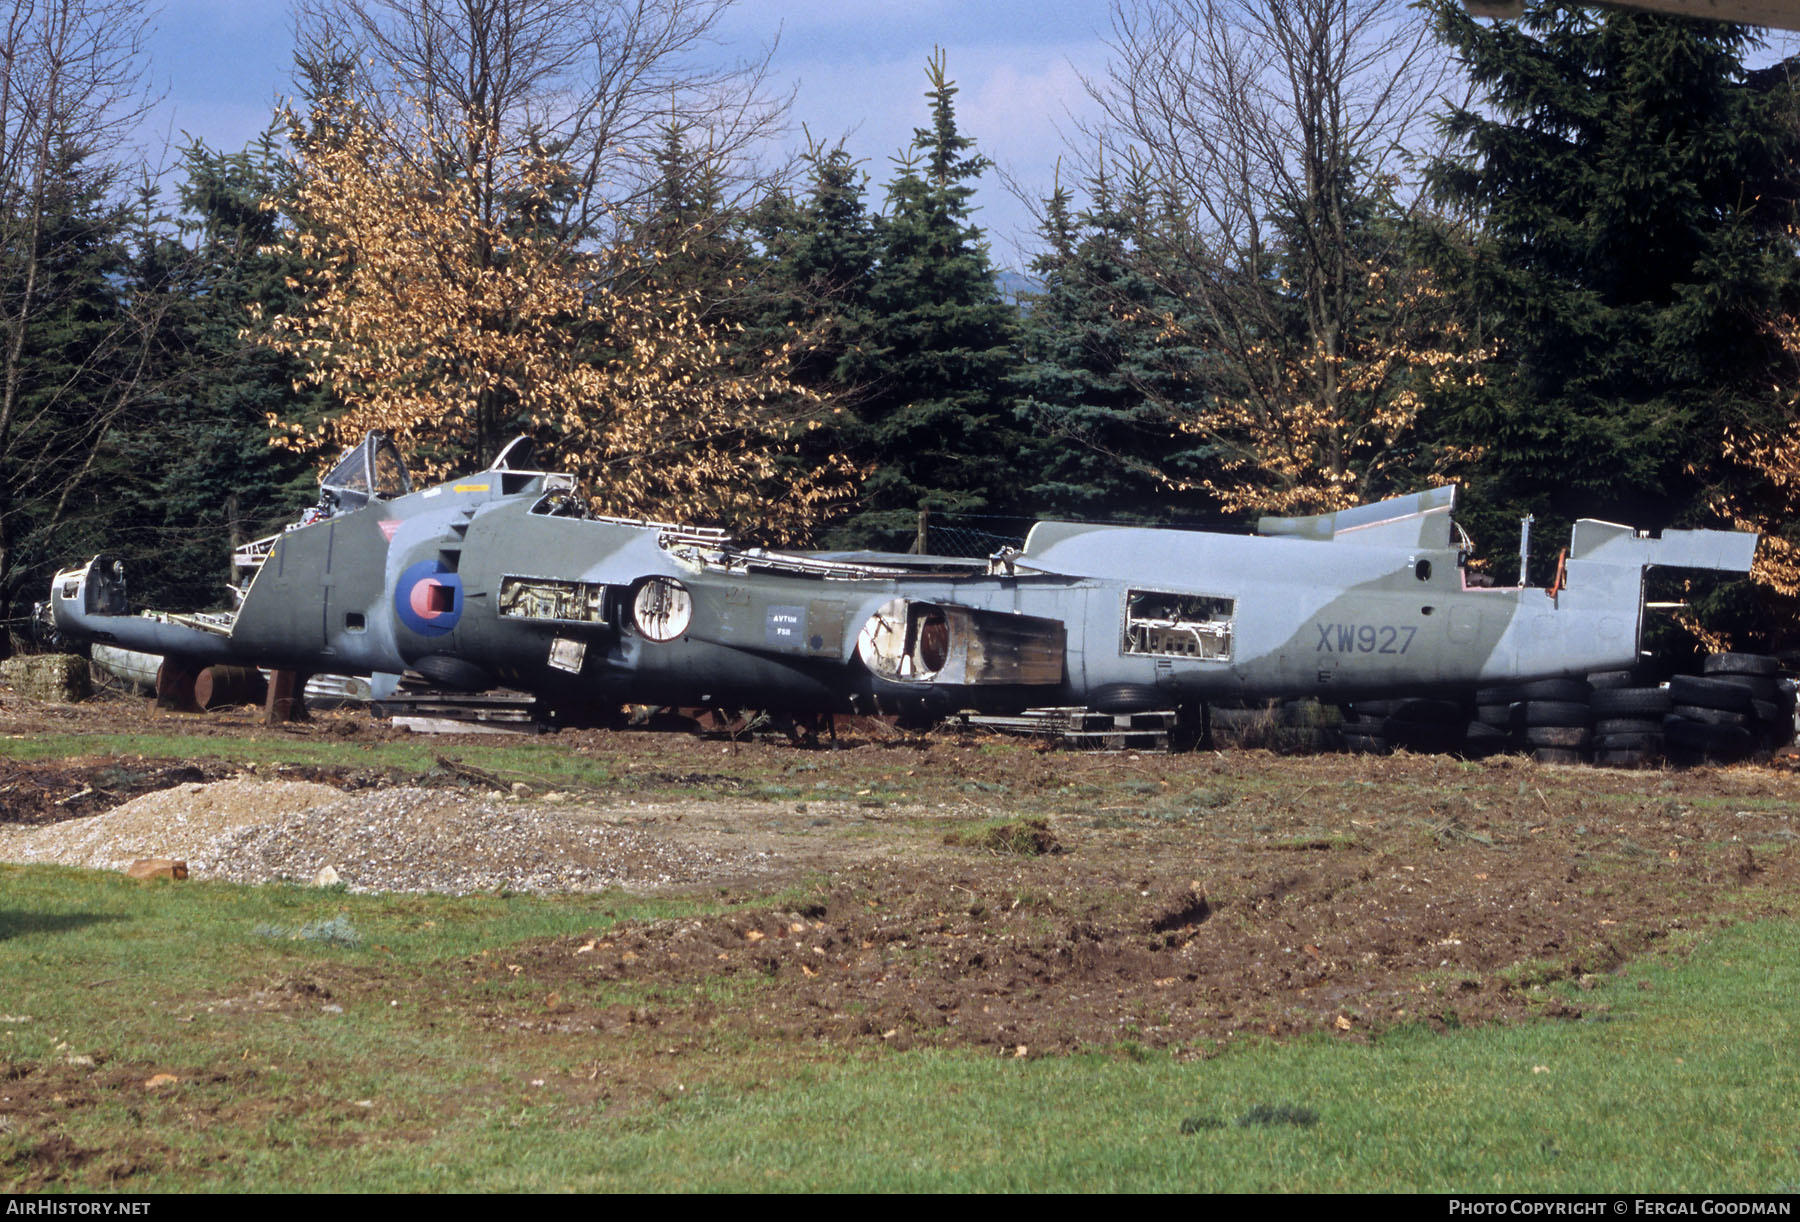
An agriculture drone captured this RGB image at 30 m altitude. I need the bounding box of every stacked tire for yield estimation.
[1335,655,1792,766]
[1471,678,1593,763]
[1588,681,1670,768]
[1467,686,1521,758]
[1518,679,1593,764]
[1339,697,1469,756]
[1661,654,1795,763]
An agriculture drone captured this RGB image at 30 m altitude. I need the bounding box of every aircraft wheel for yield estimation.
[1089,683,1165,714]
[413,653,494,692]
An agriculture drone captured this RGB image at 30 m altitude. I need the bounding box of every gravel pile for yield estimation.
[0,780,746,895]
[0,779,342,871]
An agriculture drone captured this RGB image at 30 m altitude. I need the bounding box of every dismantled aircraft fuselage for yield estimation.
[49,435,1759,718]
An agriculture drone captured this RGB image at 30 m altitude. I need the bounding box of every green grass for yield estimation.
[4,861,1799,1191]
[468,921,1800,1193]
[0,729,619,790]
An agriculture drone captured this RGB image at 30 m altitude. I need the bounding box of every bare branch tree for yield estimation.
[1074,0,1479,514]
[293,0,789,243]
[0,0,155,632]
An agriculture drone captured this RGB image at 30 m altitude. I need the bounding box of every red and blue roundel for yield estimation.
[395,559,463,637]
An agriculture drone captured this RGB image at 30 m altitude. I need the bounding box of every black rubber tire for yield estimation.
[1751,698,1787,725]
[1668,675,1754,713]
[1586,669,1637,690]
[1669,703,1750,729]
[1340,731,1390,755]
[1706,673,1783,702]
[1594,731,1662,753]
[1089,683,1166,714]
[1595,749,1656,769]
[1703,652,1781,677]
[1475,702,1518,727]
[1589,687,1671,718]
[1664,716,1753,754]
[1532,747,1584,765]
[1594,717,1665,736]
[1384,718,1466,754]
[1525,725,1591,749]
[1390,697,1468,723]
[1509,678,1592,702]
[1464,721,1510,748]
[1521,700,1591,728]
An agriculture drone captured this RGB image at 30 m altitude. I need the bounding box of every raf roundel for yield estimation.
[394,559,463,637]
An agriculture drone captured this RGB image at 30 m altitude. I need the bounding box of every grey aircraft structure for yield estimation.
[47,432,1758,723]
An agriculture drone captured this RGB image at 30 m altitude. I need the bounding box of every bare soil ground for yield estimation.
[5,693,1800,1060]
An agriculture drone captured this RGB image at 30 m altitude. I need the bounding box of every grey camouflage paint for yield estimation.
[49,441,1757,716]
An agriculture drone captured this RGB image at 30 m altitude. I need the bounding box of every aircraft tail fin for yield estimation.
[1567,520,1757,574]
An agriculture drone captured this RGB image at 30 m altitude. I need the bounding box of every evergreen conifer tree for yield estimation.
[99,137,322,611]
[1430,0,1799,573]
[832,51,1021,551]
[1014,163,1209,522]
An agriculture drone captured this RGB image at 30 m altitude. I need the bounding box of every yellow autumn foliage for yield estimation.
[259,94,853,543]
[1181,266,1488,517]
[1688,304,1800,651]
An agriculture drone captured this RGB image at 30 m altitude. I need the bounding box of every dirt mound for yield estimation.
[469,802,1800,1056]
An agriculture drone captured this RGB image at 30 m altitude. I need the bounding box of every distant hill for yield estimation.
[997,269,1041,305]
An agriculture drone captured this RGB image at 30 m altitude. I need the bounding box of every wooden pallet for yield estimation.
[962,706,1175,751]
[372,685,545,732]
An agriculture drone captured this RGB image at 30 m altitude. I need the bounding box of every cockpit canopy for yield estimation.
[321,433,412,512]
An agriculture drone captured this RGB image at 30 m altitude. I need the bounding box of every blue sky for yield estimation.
[141,1,1116,269]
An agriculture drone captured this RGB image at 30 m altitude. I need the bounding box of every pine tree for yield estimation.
[747,141,878,404]
[1013,164,1209,522]
[0,139,143,623]
[1430,1,1800,575]
[95,137,321,611]
[830,51,1021,551]
[740,141,879,530]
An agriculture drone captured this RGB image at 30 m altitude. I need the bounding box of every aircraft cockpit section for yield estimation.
[306,432,414,522]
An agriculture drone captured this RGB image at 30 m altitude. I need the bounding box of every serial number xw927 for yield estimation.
[1314,623,1417,654]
